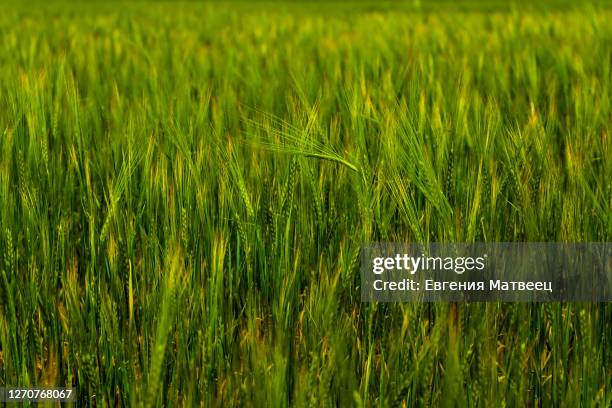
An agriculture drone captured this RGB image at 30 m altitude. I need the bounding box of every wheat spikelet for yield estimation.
[4,228,14,272]
[180,206,189,252]
[282,156,300,219]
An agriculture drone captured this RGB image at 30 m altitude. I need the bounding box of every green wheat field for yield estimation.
[0,1,610,406]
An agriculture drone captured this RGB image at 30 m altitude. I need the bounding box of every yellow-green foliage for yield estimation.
[0,1,610,406]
